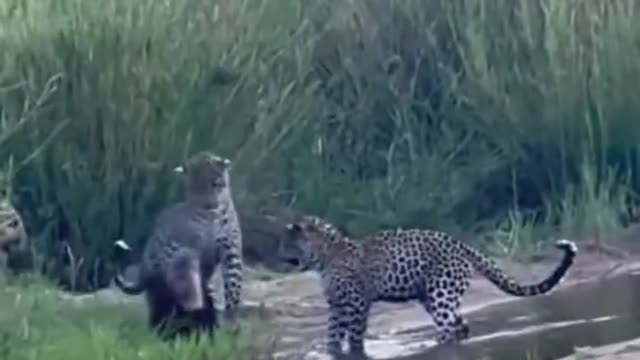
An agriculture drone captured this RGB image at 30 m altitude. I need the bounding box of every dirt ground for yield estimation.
[555,337,640,360]
[65,245,640,360]
[237,250,640,359]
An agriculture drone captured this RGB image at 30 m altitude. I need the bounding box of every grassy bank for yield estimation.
[0,0,639,290]
[0,276,275,360]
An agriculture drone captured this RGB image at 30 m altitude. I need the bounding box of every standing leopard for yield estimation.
[283,215,577,358]
[113,151,243,338]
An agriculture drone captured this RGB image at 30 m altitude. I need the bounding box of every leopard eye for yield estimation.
[286,223,302,233]
[7,219,19,228]
[211,178,225,188]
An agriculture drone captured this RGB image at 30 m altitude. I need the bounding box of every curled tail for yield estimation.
[461,239,578,297]
[112,240,145,295]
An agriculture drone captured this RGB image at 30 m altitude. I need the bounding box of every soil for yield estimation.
[62,245,640,360]
[238,250,640,360]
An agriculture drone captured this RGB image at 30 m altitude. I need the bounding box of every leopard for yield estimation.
[113,151,243,339]
[0,198,28,271]
[283,215,578,358]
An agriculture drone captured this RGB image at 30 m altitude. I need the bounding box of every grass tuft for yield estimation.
[0,276,276,360]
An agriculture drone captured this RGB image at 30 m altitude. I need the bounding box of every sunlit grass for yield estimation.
[0,276,276,360]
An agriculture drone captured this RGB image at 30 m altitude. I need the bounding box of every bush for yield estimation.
[0,0,639,290]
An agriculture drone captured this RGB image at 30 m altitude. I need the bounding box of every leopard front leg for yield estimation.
[327,302,370,359]
[324,272,369,358]
[326,306,348,356]
[345,299,370,358]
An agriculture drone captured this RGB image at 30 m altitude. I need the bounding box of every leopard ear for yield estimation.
[173,162,190,181]
[215,156,232,169]
[174,165,185,174]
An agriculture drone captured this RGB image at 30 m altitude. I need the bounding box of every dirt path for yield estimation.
[64,249,640,359]
[237,251,640,359]
[556,337,640,360]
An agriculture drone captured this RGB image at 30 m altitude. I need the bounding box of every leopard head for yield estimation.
[175,151,232,207]
[282,215,346,271]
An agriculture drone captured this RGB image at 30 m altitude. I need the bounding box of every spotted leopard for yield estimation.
[114,151,243,338]
[283,215,577,358]
[0,198,28,270]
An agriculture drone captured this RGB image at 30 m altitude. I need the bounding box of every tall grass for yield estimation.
[0,0,639,289]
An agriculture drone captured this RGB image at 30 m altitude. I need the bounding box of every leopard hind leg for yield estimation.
[420,265,471,344]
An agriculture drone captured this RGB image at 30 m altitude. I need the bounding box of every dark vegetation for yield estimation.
[0,0,639,291]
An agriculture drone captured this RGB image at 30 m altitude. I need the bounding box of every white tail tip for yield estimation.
[114,239,131,251]
[556,239,578,254]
